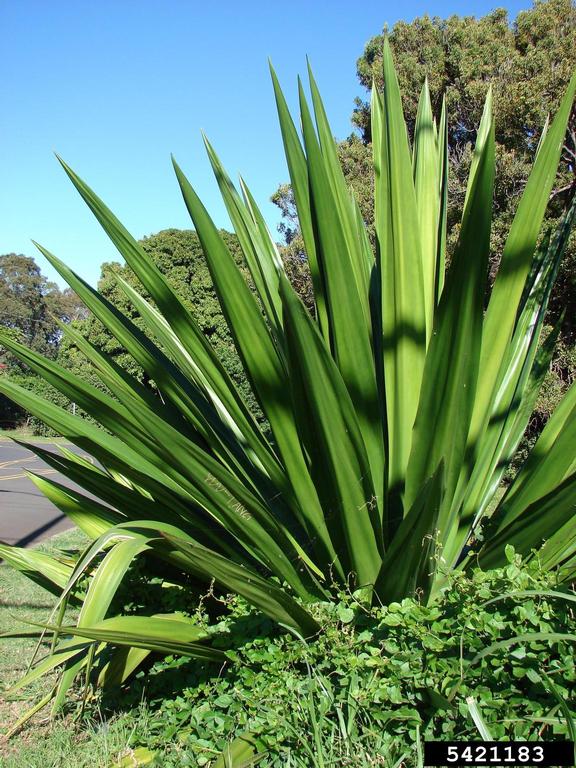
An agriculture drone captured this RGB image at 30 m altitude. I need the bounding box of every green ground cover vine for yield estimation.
[1,538,574,765]
[98,555,576,766]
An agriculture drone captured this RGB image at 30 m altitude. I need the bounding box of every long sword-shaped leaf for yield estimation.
[75,537,150,628]
[436,97,448,299]
[269,62,329,339]
[491,380,576,530]
[478,472,576,570]
[405,95,495,541]
[50,538,148,704]
[172,157,332,567]
[173,156,286,403]
[307,62,373,320]
[2,690,56,740]
[27,473,125,539]
[2,639,90,696]
[413,78,440,340]
[298,79,384,505]
[203,136,285,340]
[98,646,151,688]
[376,463,444,604]
[370,84,387,491]
[538,516,576,575]
[373,39,426,499]
[281,277,381,587]
[0,544,75,598]
[469,74,576,445]
[14,616,225,662]
[164,533,320,636]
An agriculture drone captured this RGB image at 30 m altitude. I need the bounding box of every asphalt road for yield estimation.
[0,442,87,547]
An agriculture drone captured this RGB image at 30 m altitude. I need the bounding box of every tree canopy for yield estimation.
[0,253,85,426]
[0,253,84,360]
[352,0,576,288]
[354,1,575,151]
[275,0,575,308]
[271,0,576,454]
[41,229,265,433]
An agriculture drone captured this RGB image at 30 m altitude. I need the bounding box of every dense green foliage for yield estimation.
[69,230,248,383]
[3,552,574,766]
[36,229,263,434]
[273,0,576,451]
[0,253,83,358]
[103,557,576,766]
[353,0,576,322]
[0,253,84,427]
[0,43,574,741]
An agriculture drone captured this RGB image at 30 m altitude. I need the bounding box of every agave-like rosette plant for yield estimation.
[1,42,576,721]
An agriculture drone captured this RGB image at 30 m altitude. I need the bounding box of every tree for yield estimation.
[0,254,76,356]
[357,0,576,443]
[272,0,576,448]
[354,0,575,308]
[42,229,265,434]
[354,3,575,149]
[276,1,575,286]
[0,254,85,426]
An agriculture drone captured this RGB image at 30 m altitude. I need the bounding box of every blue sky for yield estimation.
[1,0,530,288]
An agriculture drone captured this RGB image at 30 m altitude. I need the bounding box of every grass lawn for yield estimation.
[0,528,151,768]
[0,428,70,445]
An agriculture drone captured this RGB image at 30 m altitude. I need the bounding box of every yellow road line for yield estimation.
[0,469,58,481]
[0,450,94,480]
[0,453,94,470]
[0,456,37,469]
